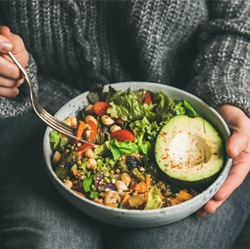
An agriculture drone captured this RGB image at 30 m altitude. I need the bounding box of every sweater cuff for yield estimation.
[188,34,250,117]
[0,54,38,119]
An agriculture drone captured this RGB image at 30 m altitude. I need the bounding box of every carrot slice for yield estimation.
[121,192,131,205]
[76,120,86,141]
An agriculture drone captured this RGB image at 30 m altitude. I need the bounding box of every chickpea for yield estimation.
[86,158,97,170]
[85,104,94,114]
[53,151,61,164]
[115,180,128,192]
[64,179,73,189]
[101,115,114,126]
[63,116,77,127]
[121,172,132,187]
[84,148,95,158]
[85,115,97,125]
[110,125,121,133]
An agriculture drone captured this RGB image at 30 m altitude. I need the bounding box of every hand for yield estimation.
[197,104,250,216]
[0,26,29,98]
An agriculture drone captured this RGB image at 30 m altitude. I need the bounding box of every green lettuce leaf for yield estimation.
[129,117,160,144]
[107,89,156,122]
[145,185,163,210]
[174,100,199,117]
[107,140,149,160]
[49,130,69,149]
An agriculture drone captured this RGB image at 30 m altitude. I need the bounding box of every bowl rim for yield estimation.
[43,81,232,214]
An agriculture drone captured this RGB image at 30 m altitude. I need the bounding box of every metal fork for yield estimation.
[8,52,95,146]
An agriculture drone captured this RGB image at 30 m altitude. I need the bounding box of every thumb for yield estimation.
[227,131,249,158]
[0,26,14,52]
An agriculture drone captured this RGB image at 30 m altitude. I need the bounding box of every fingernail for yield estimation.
[17,78,25,87]
[1,42,13,52]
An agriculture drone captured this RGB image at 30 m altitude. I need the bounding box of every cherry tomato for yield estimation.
[93,101,110,116]
[110,129,135,142]
[143,91,152,104]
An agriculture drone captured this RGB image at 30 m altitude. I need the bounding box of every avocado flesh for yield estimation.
[155,115,224,185]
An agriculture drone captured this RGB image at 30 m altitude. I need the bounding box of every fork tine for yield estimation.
[38,107,75,134]
[37,108,96,146]
[37,110,83,142]
[38,108,75,135]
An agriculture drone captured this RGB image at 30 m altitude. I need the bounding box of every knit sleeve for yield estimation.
[0,54,39,119]
[187,0,250,117]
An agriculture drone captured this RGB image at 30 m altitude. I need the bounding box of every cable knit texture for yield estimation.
[0,0,250,118]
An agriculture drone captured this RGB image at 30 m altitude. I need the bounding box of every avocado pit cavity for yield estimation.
[168,133,211,167]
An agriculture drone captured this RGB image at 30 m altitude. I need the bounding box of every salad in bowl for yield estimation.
[49,83,225,210]
[43,82,231,227]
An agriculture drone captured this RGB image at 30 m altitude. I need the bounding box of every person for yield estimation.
[0,1,250,248]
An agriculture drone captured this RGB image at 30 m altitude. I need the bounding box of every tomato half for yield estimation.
[74,143,93,153]
[143,91,152,104]
[110,129,135,142]
[93,101,110,116]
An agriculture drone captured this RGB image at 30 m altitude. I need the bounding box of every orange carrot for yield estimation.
[145,174,151,190]
[175,190,192,202]
[121,192,131,205]
[72,169,81,178]
[76,120,86,141]
[134,182,147,193]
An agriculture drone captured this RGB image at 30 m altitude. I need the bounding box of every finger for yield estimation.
[0,86,19,98]
[202,198,225,214]
[0,26,13,52]
[0,26,12,41]
[0,56,21,80]
[197,151,250,216]
[0,75,24,88]
[196,208,207,217]
[226,132,249,158]
[0,40,13,52]
[215,162,249,201]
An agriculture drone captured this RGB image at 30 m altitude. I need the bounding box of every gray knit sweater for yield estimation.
[0,0,250,118]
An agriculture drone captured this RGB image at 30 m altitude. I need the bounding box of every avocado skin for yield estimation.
[162,169,222,191]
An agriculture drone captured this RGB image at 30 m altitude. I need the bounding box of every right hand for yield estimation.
[0,26,29,98]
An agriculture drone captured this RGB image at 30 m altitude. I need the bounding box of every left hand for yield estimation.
[197,104,250,216]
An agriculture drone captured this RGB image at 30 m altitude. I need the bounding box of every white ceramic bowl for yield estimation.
[43,82,232,228]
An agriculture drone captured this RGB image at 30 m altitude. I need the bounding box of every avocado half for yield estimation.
[155,115,225,188]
